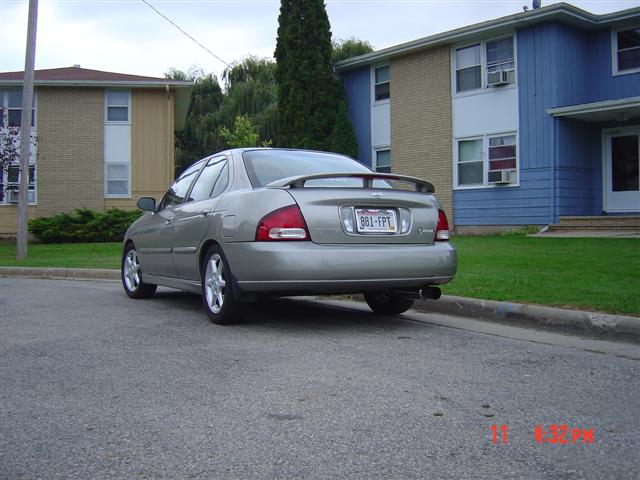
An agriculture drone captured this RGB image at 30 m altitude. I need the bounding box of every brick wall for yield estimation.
[390,46,454,224]
[37,87,104,216]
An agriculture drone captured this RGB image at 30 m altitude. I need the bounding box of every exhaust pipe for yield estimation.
[421,286,441,300]
[394,286,442,300]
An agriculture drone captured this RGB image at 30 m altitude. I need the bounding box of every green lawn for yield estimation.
[1,236,638,316]
[0,242,122,269]
[443,236,639,316]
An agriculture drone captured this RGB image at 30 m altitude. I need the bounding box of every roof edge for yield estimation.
[0,79,193,88]
[546,96,640,116]
[335,2,640,71]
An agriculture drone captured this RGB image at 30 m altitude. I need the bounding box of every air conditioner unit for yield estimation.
[5,189,19,203]
[487,69,515,87]
[488,169,516,184]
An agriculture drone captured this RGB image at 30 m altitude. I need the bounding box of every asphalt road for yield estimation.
[1,278,638,480]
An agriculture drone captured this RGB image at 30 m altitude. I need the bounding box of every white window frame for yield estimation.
[104,162,131,198]
[451,35,517,98]
[455,135,484,187]
[0,89,37,205]
[104,89,131,198]
[104,89,131,124]
[453,42,482,94]
[612,26,640,76]
[373,147,391,173]
[371,64,390,105]
[453,130,520,190]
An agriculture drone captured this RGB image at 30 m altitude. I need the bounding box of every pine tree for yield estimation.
[275,0,358,156]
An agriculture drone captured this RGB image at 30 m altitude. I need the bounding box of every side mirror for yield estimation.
[137,197,156,212]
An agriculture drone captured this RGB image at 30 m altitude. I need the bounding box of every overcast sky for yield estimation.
[1,0,638,80]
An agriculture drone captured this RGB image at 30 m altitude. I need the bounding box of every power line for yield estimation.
[140,0,230,67]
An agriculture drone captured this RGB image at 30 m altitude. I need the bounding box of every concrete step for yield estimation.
[548,224,640,231]
[557,216,640,228]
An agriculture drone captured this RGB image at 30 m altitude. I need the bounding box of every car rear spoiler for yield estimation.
[267,172,435,193]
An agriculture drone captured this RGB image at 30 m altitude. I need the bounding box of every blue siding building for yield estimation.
[336,3,640,230]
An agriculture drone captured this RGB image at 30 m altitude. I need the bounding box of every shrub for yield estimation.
[29,208,142,243]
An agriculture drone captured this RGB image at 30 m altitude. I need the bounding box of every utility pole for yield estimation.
[17,0,38,260]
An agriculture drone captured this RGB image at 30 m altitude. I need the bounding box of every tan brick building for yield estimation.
[0,67,191,236]
[337,42,455,224]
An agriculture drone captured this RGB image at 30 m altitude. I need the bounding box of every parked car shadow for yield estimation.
[149,289,423,334]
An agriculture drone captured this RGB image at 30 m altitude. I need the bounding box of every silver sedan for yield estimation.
[122,149,457,324]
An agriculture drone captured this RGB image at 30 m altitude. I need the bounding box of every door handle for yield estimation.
[164,215,174,225]
[201,208,212,217]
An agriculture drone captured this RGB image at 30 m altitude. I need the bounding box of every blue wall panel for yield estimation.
[344,18,639,226]
[341,67,372,167]
[590,29,640,102]
[454,168,551,225]
[556,119,599,216]
[513,21,640,222]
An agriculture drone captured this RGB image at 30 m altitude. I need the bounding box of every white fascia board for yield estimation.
[335,3,640,72]
[546,96,640,117]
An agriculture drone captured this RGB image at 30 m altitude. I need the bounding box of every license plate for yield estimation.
[355,208,397,233]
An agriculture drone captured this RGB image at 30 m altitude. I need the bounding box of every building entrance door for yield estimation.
[604,127,640,213]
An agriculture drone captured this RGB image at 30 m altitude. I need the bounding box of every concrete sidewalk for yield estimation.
[1,266,639,341]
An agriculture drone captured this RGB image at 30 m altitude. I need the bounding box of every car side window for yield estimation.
[158,160,205,210]
[211,162,229,198]
[188,158,228,202]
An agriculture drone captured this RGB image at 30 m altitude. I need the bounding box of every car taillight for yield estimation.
[256,204,310,241]
[434,209,450,241]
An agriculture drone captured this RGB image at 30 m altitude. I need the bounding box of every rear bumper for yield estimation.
[223,241,456,293]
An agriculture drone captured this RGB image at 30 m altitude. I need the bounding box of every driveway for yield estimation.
[1,278,638,479]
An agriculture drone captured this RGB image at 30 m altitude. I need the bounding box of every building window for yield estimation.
[0,165,36,204]
[457,138,483,185]
[614,27,640,73]
[104,89,131,197]
[456,132,518,188]
[486,37,515,84]
[106,90,129,122]
[1,89,37,204]
[454,37,515,93]
[455,44,481,92]
[105,163,130,196]
[1,89,35,128]
[374,66,390,101]
[375,149,391,173]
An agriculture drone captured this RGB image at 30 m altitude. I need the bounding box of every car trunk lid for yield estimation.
[268,173,441,245]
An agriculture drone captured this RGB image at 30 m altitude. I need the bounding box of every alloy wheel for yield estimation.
[205,253,226,314]
[123,249,141,292]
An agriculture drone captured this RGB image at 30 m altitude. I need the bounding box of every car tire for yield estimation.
[201,245,243,325]
[364,292,414,315]
[122,243,157,299]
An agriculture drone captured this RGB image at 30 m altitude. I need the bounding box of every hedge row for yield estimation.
[28,208,142,243]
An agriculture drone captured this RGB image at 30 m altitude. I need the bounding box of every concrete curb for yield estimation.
[410,295,640,340]
[2,267,638,340]
[0,266,120,281]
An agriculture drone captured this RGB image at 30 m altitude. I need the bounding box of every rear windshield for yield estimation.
[243,150,375,188]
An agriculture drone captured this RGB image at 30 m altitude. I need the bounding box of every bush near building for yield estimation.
[28,208,141,243]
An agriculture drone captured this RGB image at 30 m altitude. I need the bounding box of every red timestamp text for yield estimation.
[534,424,594,445]
[490,424,594,445]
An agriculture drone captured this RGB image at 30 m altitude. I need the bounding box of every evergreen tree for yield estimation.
[275,0,358,157]
[328,99,358,158]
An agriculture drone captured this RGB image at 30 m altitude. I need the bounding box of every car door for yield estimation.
[135,160,205,277]
[171,157,230,280]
